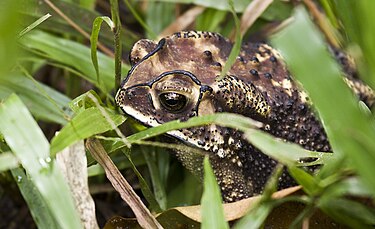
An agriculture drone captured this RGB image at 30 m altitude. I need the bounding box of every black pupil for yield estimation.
[159,92,187,112]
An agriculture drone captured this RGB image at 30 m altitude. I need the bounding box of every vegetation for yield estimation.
[0,0,374,228]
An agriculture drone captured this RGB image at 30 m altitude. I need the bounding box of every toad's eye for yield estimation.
[159,92,188,113]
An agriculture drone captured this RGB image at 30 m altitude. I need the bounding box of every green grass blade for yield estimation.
[147,0,250,12]
[90,16,114,87]
[107,113,262,152]
[319,0,339,28]
[288,166,319,196]
[0,152,19,172]
[234,201,275,229]
[109,0,122,89]
[87,151,146,177]
[20,30,130,93]
[146,1,175,38]
[18,13,51,38]
[69,90,104,113]
[234,165,283,229]
[122,0,156,39]
[219,0,242,79]
[0,94,82,228]
[50,107,126,155]
[10,168,59,229]
[122,147,162,212]
[140,146,167,211]
[196,8,227,32]
[334,1,375,88]
[201,157,229,229]
[271,7,375,195]
[0,0,20,76]
[0,73,71,125]
[20,0,138,51]
[109,111,330,165]
[244,129,332,166]
[128,113,261,142]
[319,198,375,228]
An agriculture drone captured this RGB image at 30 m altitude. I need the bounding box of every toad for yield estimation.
[115,31,374,202]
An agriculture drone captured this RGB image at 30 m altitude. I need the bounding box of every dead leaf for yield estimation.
[56,140,99,229]
[86,138,163,229]
[159,6,205,38]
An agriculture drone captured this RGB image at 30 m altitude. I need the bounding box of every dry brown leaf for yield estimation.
[238,0,273,38]
[86,138,163,229]
[56,140,99,229]
[43,0,114,57]
[104,186,346,228]
[303,0,341,48]
[174,185,301,222]
[159,6,205,38]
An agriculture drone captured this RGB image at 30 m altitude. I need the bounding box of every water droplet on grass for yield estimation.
[38,157,52,174]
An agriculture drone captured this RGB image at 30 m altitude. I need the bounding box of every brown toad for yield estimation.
[115,31,374,202]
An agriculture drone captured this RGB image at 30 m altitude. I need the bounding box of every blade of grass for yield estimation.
[0,152,19,172]
[132,156,163,212]
[86,92,131,148]
[87,151,146,177]
[319,198,375,228]
[108,112,330,166]
[234,165,283,229]
[319,0,339,28]
[19,64,72,119]
[0,73,71,125]
[79,0,96,9]
[90,16,114,87]
[128,113,262,142]
[146,1,175,38]
[333,1,375,88]
[0,94,82,228]
[50,106,126,155]
[43,0,114,57]
[271,7,375,195]
[0,0,20,72]
[20,0,138,51]
[10,168,59,229]
[333,177,373,197]
[86,138,163,229]
[201,157,229,229]
[18,13,51,38]
[20,30,130,93]
[140,146,167,211]
[288,166,320,196]
[219,0,241,79]
[303,0,341,48]
[155,147,170,206]
[122,0,156,39]
[109,0,122,89]
[108,113,262,152]
[68,90,104,113]
[119,146,162,213]
[244,129,333,166]
[195,8,227,32]
[148,0,251,13]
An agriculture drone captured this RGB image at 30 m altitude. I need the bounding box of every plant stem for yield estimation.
[110,0,122,90]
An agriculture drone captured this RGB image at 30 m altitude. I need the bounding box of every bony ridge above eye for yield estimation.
[158,92,188,113]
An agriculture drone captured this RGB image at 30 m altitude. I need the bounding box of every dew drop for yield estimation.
[39,157,51,168]
[38,157,53,174]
